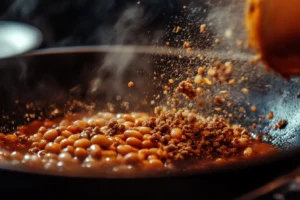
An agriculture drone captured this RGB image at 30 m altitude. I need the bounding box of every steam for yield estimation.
[0,0,178,112]
[85,3,170,101]
[206,0,247,52]
[0,0,249,105]
[1,0,38,19]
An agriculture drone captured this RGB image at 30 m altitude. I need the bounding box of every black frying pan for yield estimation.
[0,46,299,199]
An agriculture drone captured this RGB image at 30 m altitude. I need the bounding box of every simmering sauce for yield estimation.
[0,110,276,177]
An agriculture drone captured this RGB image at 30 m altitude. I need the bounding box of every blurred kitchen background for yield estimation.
[0,0,192,48]
[0,0,248,53]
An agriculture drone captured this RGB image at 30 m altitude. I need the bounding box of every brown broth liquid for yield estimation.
[0,110,276,177]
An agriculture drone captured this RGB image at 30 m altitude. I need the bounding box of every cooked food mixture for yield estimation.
[0,109,276,175]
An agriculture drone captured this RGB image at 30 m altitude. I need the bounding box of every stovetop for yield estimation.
[236,168,300,200]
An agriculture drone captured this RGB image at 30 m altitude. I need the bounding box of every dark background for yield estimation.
[0,0,206,48]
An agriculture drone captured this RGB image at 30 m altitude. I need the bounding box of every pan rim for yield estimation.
[24,45,252,61]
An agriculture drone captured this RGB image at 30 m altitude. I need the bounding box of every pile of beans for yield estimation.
[0,110,276,176]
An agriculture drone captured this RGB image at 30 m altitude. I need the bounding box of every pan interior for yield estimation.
[0,46,298,178]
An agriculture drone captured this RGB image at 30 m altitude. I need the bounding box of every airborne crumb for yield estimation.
[200,24,206,33]
[128,81,134,88]
[203,78,212,85]
[214,96,225,104]
[251,106,257,112]
[198,67,205,75]
[186,48,192,54]
[236,40,243,47]
[174,26,181,33]
[267,111,274,120]
[207,61,233,84]
[274,120,287,130]
[176,80,197,100]
[242,88,249,94]
[194,75,202,85]
[169,79,174,84]
[183,41,191,49]
[228,79,235,86]
[215,107,222,112]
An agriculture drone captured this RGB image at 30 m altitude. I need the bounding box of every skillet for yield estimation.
[0,46,299,199]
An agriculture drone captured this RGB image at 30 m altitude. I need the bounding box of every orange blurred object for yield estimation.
[245,0,300,78]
